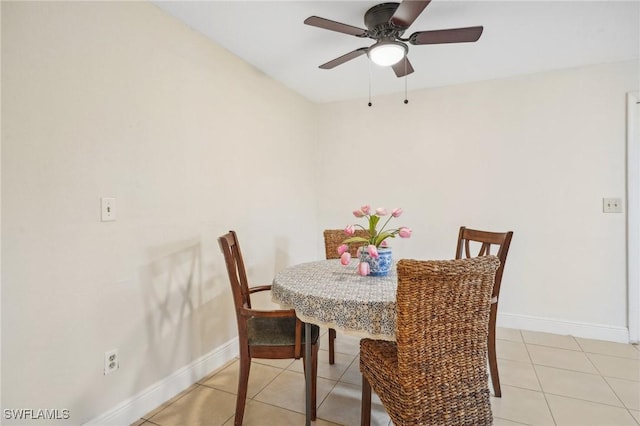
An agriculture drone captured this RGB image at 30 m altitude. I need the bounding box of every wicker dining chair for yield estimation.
[323,228,369,364]
[360,256,500,426]
[455,226,513,398]
[218,230,320,425]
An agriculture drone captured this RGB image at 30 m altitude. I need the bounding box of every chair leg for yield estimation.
[488,306,501,397]
[328,328,336,364]
[235,354,251,425]
[361,375,372,426]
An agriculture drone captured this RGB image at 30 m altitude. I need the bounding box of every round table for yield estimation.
[272,259,398,425]
[272,259,398,341]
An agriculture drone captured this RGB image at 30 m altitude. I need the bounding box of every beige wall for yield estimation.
[2,0,638,424]
[2,1,318,424]
[316,60,638,334]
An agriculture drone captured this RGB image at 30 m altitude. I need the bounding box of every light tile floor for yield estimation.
[133,327,640,426]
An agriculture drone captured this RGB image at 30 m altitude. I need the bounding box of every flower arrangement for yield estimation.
[337,205,412,276]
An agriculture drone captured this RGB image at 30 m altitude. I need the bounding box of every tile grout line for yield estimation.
[512,339,640,376]
[244,357,354,424]
[599,376,640,424]
[492,330,543,426]
[542,390,631,410]
[524,333,640,425]
[260,357,344,423]
[575,337,632,413]
[248,360,289,402]
[521,331,559,426]
[200,358,299,425]
[140,382,202,423]
[316,349,360,422]
[493,415,533,426]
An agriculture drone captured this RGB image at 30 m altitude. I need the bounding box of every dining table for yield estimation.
[271,258,398,426]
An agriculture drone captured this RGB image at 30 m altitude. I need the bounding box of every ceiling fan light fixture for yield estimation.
[368,40,407,67]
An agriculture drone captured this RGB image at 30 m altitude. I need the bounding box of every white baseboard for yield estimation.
[498,312,630,343]
[84,338,238,426]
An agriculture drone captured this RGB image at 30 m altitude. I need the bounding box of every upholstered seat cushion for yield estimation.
[247,317,320,346]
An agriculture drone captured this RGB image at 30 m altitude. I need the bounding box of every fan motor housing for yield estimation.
[364,2,406,38]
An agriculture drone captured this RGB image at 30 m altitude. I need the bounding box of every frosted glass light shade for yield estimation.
[368,41,407,66]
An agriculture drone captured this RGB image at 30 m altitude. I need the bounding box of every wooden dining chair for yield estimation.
[360,256,500,426]
[455,226,513,398]
[323,228,369,364]
[218,230,320,425]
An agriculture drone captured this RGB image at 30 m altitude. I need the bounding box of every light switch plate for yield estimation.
[101,197,116,221]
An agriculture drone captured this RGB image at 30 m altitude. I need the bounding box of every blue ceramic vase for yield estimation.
[359,247,393,276]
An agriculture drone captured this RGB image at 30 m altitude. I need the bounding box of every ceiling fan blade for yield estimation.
[319,48,369,69]
[410,26,484,45]
[389,0,431,28]
[392,57,415,77]
[304,16,367,37]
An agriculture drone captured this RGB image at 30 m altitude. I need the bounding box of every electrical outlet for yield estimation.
[104,349,119,375]
[603,197,623,213]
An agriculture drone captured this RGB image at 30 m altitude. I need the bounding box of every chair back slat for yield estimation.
[456,226,513,302]
[218,230,252,310]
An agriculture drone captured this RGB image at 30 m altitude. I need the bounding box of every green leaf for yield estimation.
[369,216,380,235]
[374,231,396,246]
[342,236,369,245]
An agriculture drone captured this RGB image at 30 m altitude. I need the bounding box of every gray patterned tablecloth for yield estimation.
[272,259,397,341]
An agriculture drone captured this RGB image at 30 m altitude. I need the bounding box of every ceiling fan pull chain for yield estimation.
[368,60,373,107]
[404,60,409,104]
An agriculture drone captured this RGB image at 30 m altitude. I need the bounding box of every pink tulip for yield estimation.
[367,244,379,258]
[375,207,387,216]
[340,252,351,265]
[398,227,412,238]
[361,205,371,215]
[380,240,389,248]
[337,244,348,256]
[344,225,355,236]
[357,261,370,276]
[391,208,403,218]
[353,209,365,218]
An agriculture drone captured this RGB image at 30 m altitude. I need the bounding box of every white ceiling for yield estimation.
[152,1,640,103]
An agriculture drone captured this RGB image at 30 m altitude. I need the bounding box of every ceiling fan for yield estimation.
[304,0,483,77]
